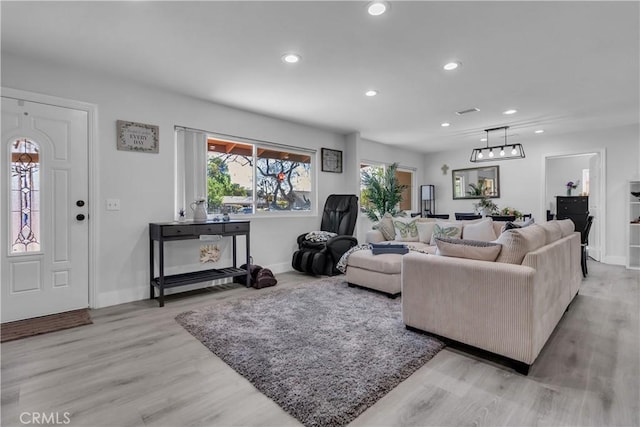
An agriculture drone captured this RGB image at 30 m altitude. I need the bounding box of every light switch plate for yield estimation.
[106,199,120,211]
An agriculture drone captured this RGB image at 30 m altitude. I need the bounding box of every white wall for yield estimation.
[2,53,353,307]
[423,123,640,264]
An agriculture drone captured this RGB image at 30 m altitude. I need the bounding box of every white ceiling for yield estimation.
[2,1,638,153]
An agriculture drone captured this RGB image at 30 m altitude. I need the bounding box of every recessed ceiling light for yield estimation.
[365,90,378,97]
[534,129,545,134]
[443,61,461,71]
[367,1,389,16]
[503,109,518,115]
[480,138,487,142]
[281,53,301,64]
[441,122,450,127]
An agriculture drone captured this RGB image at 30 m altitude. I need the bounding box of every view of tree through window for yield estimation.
[207,138,312,214]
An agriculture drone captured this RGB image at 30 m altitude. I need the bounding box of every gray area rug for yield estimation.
[175,278,444,427]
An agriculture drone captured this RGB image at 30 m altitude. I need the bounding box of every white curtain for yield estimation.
[175,128,207,219]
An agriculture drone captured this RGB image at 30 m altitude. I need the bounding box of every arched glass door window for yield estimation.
[10,138,40,253]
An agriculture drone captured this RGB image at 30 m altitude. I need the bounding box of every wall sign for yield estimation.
[321,148,343,173]
[117,120,159,153]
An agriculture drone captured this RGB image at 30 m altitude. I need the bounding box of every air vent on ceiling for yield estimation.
[456,108,480,115]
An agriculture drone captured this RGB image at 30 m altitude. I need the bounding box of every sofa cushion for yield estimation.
[392,217,420,241]
[461,218,496,241]
[430,223,463,244]
[494,224,547,264]
[373,213,396,241]
[435,237,502,261]
[539,221,563,244]
[557,219,575,237]
[417,222,436,243]
[347,249,403,274]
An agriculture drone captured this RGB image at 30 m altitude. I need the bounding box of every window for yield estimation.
[10,138,41,253]
[177,128,314,216]
[360,162,414,215]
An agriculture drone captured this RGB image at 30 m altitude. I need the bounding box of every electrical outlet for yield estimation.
[106,199,120,211]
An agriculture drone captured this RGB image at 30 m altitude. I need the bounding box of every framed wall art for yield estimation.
[321,148,343,173]
[117,120,159,153]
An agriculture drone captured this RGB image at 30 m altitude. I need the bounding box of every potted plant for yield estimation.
[361,162,407,221]
[500,207,523,220]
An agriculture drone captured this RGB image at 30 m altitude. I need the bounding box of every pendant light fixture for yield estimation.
[470,126,525,162]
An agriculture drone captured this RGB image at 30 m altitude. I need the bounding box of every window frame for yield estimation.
[176,127,317,219]
[359,160,416,215]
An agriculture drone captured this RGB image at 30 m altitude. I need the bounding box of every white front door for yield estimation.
[1,97,89,322]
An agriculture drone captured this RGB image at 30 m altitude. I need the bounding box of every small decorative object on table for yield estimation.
[178,209,186,222]
[566,180,579,196]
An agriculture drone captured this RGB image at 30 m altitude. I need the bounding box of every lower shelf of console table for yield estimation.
[149,220,251,307]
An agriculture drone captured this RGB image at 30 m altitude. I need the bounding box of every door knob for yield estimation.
[76,214,86,221]
[76,200,85,207]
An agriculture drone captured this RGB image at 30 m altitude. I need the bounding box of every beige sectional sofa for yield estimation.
[346,217,506,296]
[402,219,581,374]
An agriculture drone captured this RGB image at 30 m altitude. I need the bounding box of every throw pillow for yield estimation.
[501,217,535,234]
[304,231,338,243]
[494,224,546,264]
[392,217,420,242]
[461,218,496,241]
[435,237,502,261]
[416,221,436,243]
[373,213,396,241]
[430,222,463,245]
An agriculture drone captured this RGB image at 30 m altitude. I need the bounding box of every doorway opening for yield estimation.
[544,151,605,262]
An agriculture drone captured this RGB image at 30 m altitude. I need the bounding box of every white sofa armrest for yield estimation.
[366,229,386,243]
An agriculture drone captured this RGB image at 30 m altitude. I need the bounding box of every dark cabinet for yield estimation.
[556,196,588,232]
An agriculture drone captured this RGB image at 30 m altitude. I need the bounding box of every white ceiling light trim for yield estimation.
[534,129,545,134]
[441,122,450,127]
[365,90,379,97]
[443,61,461,71]
[503,109,518,115]
[281,53,301,64]
[367,1,389,16]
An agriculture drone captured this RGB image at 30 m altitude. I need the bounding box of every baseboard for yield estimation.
[266,262,294,274]
[96,288,147,309]
[602,255,626,266]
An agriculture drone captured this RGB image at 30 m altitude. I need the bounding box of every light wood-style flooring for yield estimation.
[2,261,638,426]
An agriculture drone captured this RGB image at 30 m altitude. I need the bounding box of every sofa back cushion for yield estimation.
[417,222,436,243]
[557,219,575,237]
[461,218,496,241]
[494,224,546,264]
[435,237,502,261]
[539,221,563,245]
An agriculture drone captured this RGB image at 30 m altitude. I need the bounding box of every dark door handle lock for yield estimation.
[76,200,85,207]
[76,214,86,221]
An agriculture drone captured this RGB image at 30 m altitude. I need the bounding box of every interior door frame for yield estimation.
[2,87,98,309]
[541,148,606,263]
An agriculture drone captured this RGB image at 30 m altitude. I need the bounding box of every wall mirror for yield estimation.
[452,166,500,199]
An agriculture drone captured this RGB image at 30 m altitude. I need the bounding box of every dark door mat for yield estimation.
[1,309,92,343]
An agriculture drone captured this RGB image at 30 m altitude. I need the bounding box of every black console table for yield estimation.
[149,220,250,307]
